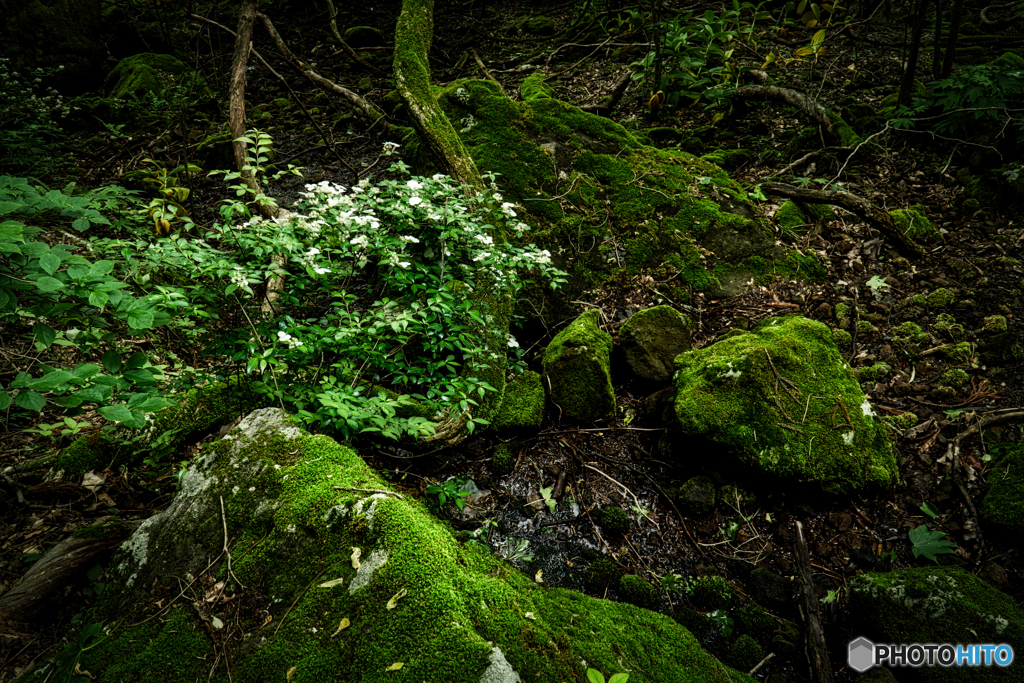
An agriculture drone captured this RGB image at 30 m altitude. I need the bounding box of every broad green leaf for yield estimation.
[15,390,46,411]
[52,395,84,407]
[98,404,134,423]
[33,322,56,348]
[34,276,65,293]
[38,252,62,275]
[27,370,74,391]
[587,670,607,683]
[88,260,115,277]
[609,675,630,683]
[74,385,113,403]
[72,218,90,231]
[125,352,149,370]
[72,363,102,379]
[67,264,90,280]
[133,397,173,412]
[127,309,155,329]
[0,391,10,410]
[89,290,109,309]
[908,524,958,563]
[920,501,939,519]
[101,349,122,373]
[0,222,25,241]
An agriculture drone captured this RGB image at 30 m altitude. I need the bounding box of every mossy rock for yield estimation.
[618,574,658,607]
[669,316,898,495]
[691,575,740,611]
[882,411,918,431]
[519,15,557,35]
[492,370,545,432]
[890,206,939,242]
[733,604,774,639]
[105,53,209,103]
[585,557,621,590]
[700,148,753,171]
[542,309,615,422]
[940,368,970,389]
[718,484,757,511]
[983,315,1008,333]
[599,506,631,534]
[726,634,763,670]
[68,408,756,683]
[856,362,892,383]
[774,200,835,234]
[343,25,384,48]
[520,73,554,101]
[491,443,515,475]
[619,305,693,384]
[933,312,966,342]
[926,287,956,308]
[980,442,1024,536]
[990,51,1024,69]
[423,78,816,319]
[850,566,1024,682]
[677,475,715,516]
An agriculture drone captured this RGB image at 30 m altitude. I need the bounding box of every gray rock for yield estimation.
[619,305,693,384]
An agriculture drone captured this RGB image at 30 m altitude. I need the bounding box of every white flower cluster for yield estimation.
[455,86,470,105]
[382,141,401,156]
[276,330,302,349]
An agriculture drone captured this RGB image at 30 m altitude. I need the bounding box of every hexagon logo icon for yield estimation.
[848,637,875,672]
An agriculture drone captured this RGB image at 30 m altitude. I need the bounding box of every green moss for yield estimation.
[733,604,774,639]
[492,370,545,431]
[980,443,1024,535]
[519,15,557,35]
[105,53,189,100]
[677,476,715,516]
[983,315,1008,333]
[850,566,1024,682]
[991,51,1024,69]
[940,341,973,364]
[927,287,956,308]
[857,320,878,335]
[856,362,892,383]
[933,312,966,342]
[700,148,753,171]
[586,558,622,590]
[618,305,693,383]
[691,576,740,611]
[491,443,515,475]
[940,368,970,389]
[962,197,981,213]
[831,328,852,348]
[599,506,631,534]
[726,634,763,670]
[542,309,615,422]
[881,412,918,431]
[520,73,554,101]
[618,574,658,607]
[891,206,939,242]
[718,484,757,510]
[670,316,898,495]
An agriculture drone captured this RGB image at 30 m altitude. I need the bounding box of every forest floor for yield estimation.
[1,2,1022,682]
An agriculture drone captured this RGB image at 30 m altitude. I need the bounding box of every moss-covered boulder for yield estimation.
[492,370,545,431]
[62,408,754,683]
[424,79,821,318]
[774,200,835,234]
[980,442,1024,536]
[668,316,898,495]
[890,206,939,241]
[542,309,615,422]
[105,53,202,101]
[619,305,694,384]
[850,566,1024,682]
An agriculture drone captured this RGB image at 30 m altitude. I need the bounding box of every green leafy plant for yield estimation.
[820,587,843,603]
[891,65,1024,136]
[587,669,629,683]
[50,622,106,683]
[908,524,958,563]
[426,476,473,511]
[707,609,734,636]
[920,501,940,519]
[865,275,889,294]
[209,129,300,221]
[498,537,534,564]
[24,416,86,440]
[539,486,556,513]
[661,573,696,596]
[140,158,201,236]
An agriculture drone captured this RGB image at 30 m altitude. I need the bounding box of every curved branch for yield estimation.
[759,182,926,258]
[980,2,1023,25]
[732,84,836,139]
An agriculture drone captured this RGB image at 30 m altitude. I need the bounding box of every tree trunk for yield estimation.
[941,0,964,78]
[229,0,260,199]
[393,0,510,447]
[0,520,142,623]
[759,182,926,258]
[898,0,929,107]
[393,0,483,189]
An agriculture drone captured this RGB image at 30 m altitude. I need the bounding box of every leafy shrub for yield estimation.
[891,65,1024,137]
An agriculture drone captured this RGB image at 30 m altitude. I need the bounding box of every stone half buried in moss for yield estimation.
[618,574,658,607]
[105,53,209,102]
[691,575,740,611]
[599,506,631,534]
[492,370,545,432]
[542,309,615,422]
[980,442,1024,536]
[677,475,715,516]
[585,557,622,590]
[668,315,898,496]
[773,200,835,234]
[618,305,693,384]
[850,566,1024,682]
[81,408,755,683]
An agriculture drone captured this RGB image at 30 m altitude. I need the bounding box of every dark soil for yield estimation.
[1,2,1022,682]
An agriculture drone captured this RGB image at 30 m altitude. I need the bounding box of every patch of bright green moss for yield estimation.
[542,309,615,422]
[980,442,1024,535]
[933,313,966,342]
[983,315,1008,333]
[491,370,546,432]
[491,443,515,475]
[105,53,188,100]
[671,316,898,495]
[891,207,939,241]
[520,73,553,101]
[927,287,956,308]
[599,506,631,534]
[832,328,852,348]
[856,362,892,383]
[940,368,970,389]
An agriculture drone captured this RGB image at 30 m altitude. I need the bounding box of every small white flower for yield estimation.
[475,234,493,246]
[432,173,447,181]
[409,196,423,206]
[399,235,420,243]
[407,179,423,190]
[306,247,320,256]
[492,193,503,202]
[313,266,331,275]
[508,336,519,348]
[277,331,293,342]
[473,252,491,262]
[398,261,411,268]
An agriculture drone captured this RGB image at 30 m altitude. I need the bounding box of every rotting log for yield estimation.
[795,521,835,683]
[0,520,142,623]
[759,182,926,258]
[392,0,509,447]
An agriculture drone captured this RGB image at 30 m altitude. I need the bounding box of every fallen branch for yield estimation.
[732,85,836,140]
[580,70,634,118]
[759,182,925,258]
[471,48,509,98]
[795,521,834,683]
[323,0,383,73]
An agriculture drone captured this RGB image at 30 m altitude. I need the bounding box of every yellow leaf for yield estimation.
[351,547,361,569]
[812,28,827,45]
[286,666,297,681]
[331,618,350,637]
[386,588,408,610]
[318,578,346,589]
[385,662,404,671]
[534,570,544,583]
[712,112,725,125]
